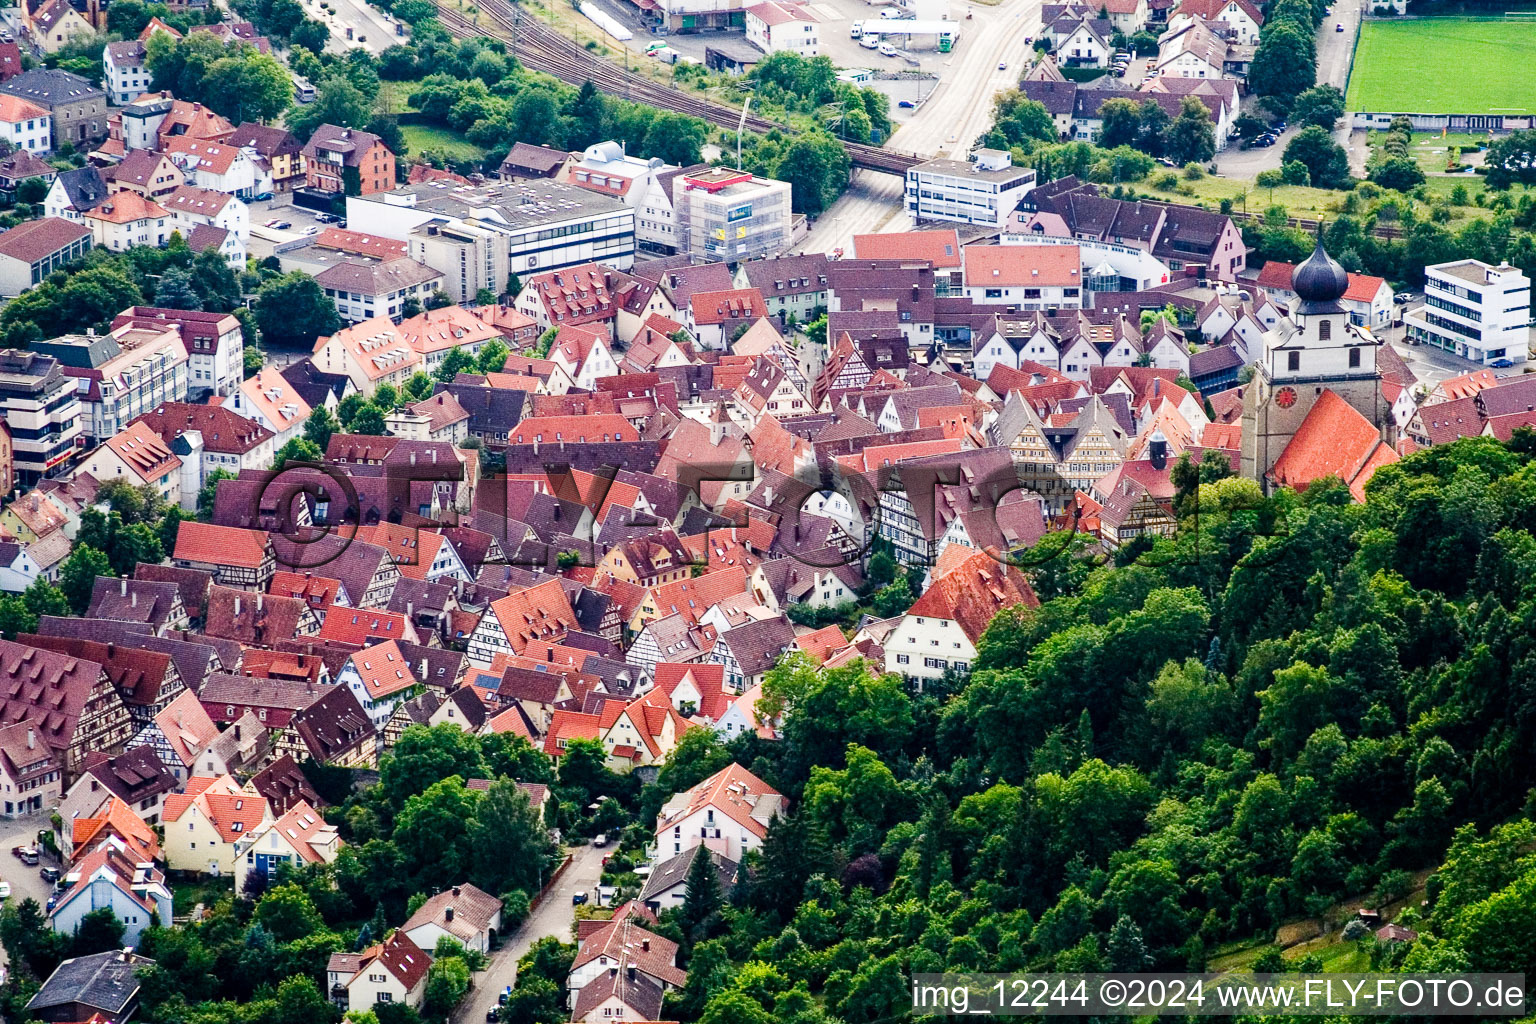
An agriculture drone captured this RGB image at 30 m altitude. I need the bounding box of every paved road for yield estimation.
[455,844,606,1024]
[297,0,405,55]
[1215,0,1362,178]
[800,0,1042,254]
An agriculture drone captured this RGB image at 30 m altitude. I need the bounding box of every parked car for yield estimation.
[1254,135,1276,147]
[252,192,274,202]
[572,891,589,905]
[898,99,915,107]
[485,1010,498,1023]
[0,882,10,900]
[1335,21,1343,29]
[593,833,609,847]
[1394,291,1414,304]
[1490,358,1515,368]
[39,866,59,883]
[13,847,37,866]
[997,61,1007,69]
[273,221,292,230]
[303,225,320,235]
[315,212,336,224]
[879,7,903,17]
[879,42,899,56]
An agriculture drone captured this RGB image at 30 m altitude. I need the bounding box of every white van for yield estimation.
[878,41,898,55]
[850,20,864,36]
[879,7,904,17]
[861,31,880,46]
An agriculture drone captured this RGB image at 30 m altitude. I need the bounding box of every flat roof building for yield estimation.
[347,179,635,278]
[906,149,1037,228]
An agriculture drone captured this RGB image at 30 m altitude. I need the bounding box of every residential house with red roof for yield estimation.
[0,638,134,779]
[1168,0,1262,43]
[1254,259,1392,328]
[162,775,273,875]
[334,930,430,1012]
[80,419,182,507]
[884,545,1038,686]
[227,367,311,449]
[303,125,395,196]
[0,720,63,815]
[568,908,687,1009]
[686,288,769,350]
[337,640,421,731]
[654,761,784,861]
[172,522,275,591]
[50,837,172,945]
[515,262,632,339]
[162,136,257,197]
[466,579,579,667]
[232,799,341,892]
[543,324,619,391]
[68,795,160,864]
[400,881,503,954]
[311,316,422,397]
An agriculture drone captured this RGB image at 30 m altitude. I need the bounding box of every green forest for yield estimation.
[9,436,1536,1024]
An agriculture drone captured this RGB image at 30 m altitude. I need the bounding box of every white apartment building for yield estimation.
[33,323,189,444]
[1406,259,1531,366]
[906,149,1037,228]
[745,1,820,55]
[0,95,52,154]
[673,166,793,264]
[562,141,681,255]
[160,186,249,267]
[102,40,149,105]
[348,179,635,278]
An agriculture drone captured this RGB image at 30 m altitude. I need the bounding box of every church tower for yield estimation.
[1240,234,1395,488]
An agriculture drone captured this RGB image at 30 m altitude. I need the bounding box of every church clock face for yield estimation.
[1275,386,1298,409]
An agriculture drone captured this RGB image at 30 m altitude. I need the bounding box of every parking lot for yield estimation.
[579,0,973,125]
[0,813,65,967]
[245,196,345,263]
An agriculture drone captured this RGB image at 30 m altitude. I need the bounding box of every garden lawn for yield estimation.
[400,124,487,163]
[1346,19,1536,114]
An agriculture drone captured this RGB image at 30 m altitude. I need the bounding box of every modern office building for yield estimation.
[348,179,635,278]
[1405,259,1531,366]
[905,149,1037,228]
[672,166,792,264]
[0,350,82,486]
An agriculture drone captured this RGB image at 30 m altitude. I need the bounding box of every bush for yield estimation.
[1182,161,1204,180]
[1151,171,1179,190]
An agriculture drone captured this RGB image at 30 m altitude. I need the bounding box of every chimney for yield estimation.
[452,886,461,897]
[641,939,650,952]
[627,966,637,982]
[234,596,242,616]
[120,578,128,596]
[234,723,242,742]
[107,643,116,659]
[26,727,34,750]
[445,906,455,922]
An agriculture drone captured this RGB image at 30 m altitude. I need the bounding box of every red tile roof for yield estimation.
[904,546,1039,642]
[689,288,768,325]
[173,521,270,569]
[1270,389,1398,501]
[1256,260,1387,304]
[852,228,962,268]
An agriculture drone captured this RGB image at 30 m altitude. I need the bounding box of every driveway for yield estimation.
[0,813,65,972]
[455,844,607,1024]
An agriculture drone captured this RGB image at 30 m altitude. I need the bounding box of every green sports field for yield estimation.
[1346,18,1536,114]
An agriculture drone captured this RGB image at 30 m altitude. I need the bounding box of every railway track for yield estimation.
[436,0,922,175]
